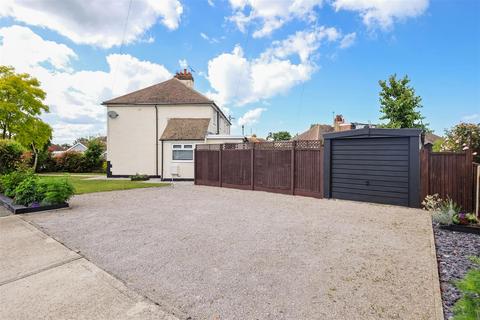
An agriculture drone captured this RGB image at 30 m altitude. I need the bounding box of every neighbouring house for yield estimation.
[247,134,266,143]
[423,132,442,148]
[50,142,87,158]
[102,69,243,180]
[293,124,334,142]
[293,115,379,142]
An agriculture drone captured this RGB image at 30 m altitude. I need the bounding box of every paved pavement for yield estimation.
[25,184,444,320]
[0,216,179,320]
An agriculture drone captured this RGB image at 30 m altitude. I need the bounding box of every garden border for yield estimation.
[440,224,480,235]
[0,193,69,214]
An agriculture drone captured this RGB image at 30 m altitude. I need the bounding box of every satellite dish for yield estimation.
[108,111,119,119]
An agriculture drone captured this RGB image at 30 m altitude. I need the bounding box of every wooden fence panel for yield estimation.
[421,149,475,212]
[195,142,324,199]
[294,148,323,197]
[194,147,220,186]
[254,148,292,194]
[221,148,251,189]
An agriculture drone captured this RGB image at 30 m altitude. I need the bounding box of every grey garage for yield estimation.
[323,128,422,207]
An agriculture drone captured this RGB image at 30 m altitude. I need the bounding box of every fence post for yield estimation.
[465,149,473,211]
[194,147,197,185]
[219,144,223,187]
[291,141,296,195]
[420,146,430,201]
[250,143,255,190]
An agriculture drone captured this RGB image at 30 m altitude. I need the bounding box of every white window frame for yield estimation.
[171,144,195,162]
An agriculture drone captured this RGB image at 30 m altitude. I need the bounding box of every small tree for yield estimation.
[84,138,106,171]
[441,123,480,161]
[15,118,52,171]
[378,74,429,131]
[267,131,292,141]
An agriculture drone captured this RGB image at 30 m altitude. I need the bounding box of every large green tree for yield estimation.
[378,74,429,131]
[267,131,292,141]
[0,66,49,139]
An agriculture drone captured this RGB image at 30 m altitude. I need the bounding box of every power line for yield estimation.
[111,0,133,94]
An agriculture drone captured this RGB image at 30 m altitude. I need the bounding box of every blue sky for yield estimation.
[0,0,478,143]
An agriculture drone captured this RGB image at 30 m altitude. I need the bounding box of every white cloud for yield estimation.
[0,25,77,71]
[238,108,267,126]
[0,0,183,48]
[228,0,323,38]
[332,0,429,29]
[207,0,215,7]
[206,26,340,107]
[0,25,172,143]
[200,32,220,44]
[339,32,356,48]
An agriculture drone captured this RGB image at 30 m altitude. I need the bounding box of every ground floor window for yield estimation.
[172,144,194,161]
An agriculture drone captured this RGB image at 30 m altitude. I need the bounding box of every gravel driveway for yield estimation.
[26,184,442,320]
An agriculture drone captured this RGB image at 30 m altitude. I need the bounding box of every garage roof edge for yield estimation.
[323,128,422,139]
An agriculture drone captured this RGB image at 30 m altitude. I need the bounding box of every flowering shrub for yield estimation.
[422,194,443,211]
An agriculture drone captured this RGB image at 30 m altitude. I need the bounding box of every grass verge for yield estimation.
[39,175,169,195]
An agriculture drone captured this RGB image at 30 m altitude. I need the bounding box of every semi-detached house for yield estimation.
[102,70,243,180]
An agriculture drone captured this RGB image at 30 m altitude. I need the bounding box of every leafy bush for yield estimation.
[39,179,75,205]
[452,256,480,320]
[432,199,460,225]
[101,160,107,174]
[14,175,44,206]
[54,152,87,172]
[0,139,25,174]
[130,173,149,181]
[84,138,105,172]
[422,194,443,212]
[0,170,34,197]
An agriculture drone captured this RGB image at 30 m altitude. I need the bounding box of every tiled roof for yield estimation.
[293,124,334,141]
[160,118,210,140]
[102,78,213,105]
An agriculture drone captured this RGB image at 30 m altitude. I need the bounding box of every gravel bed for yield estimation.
[26,185,441,320]
[433,225,480,319]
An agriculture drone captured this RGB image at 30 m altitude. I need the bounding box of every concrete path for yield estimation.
[0,216,179,320]
[26,185,444,320]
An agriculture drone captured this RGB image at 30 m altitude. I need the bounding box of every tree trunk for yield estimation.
[32,143,38,172]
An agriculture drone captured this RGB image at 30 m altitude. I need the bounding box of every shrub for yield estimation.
[36,150,57,173]
[55,152,86,172]
[39,179,75,205]
[432,199,460,225]
[0,170,34,197]
[101,160,107,174]
[422,194,443,212]
[14,175,44,206]
[130,173,149,181]
[452,256,480,320]
[84,138,105,172]
[0,139,25,174]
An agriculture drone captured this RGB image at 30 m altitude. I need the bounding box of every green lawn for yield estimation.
[39,175,169,195]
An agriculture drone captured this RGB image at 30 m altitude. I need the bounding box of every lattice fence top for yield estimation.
[196,144,221,151]
[196,140,323,151]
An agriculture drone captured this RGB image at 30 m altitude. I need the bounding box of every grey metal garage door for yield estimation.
[323,128,422,207]
[330,137,410,206]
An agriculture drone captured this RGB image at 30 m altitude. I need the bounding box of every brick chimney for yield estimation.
[334,114,353,132]
[174,69,194,88]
